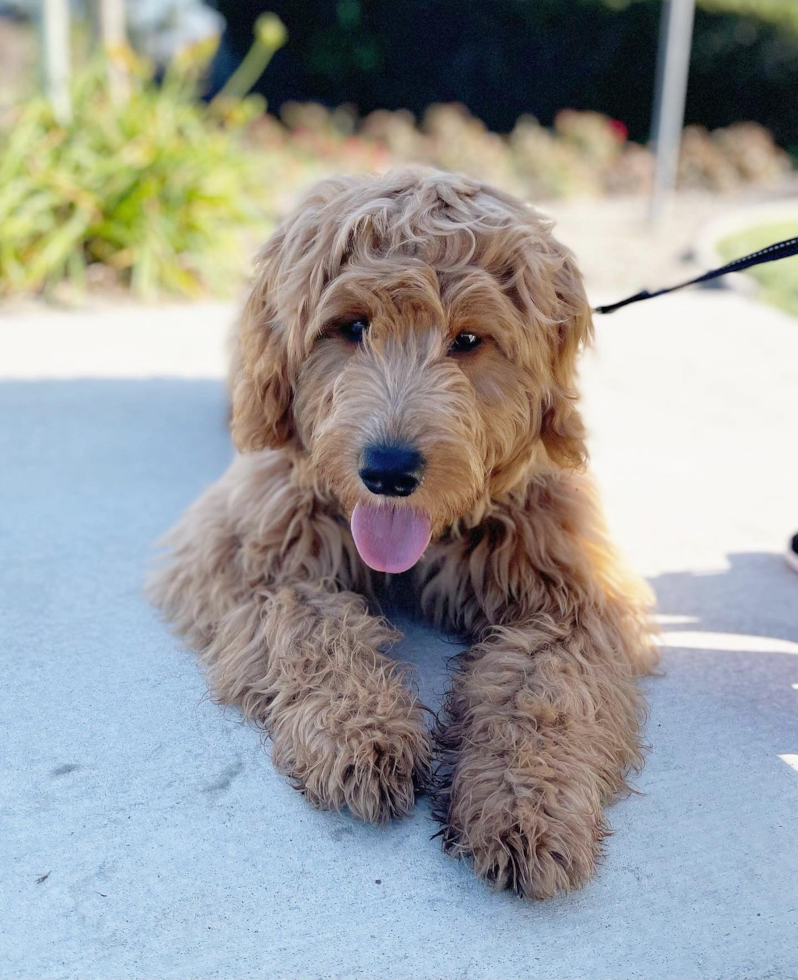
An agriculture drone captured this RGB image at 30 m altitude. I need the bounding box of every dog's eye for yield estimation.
[337,317,369,343]
[450,332,482,354]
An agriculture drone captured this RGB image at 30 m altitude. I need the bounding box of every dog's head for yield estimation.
[232,170,592,572]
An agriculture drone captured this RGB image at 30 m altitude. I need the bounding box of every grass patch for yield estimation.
[718,221,798,317]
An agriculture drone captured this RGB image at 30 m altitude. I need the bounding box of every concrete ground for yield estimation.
[1,283,797,980]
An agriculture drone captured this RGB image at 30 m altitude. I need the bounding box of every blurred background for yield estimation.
[0,0,796,309]
[2,8,798,976]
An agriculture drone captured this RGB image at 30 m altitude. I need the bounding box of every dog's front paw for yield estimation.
[438,750,606,899]
[271,691,431,824]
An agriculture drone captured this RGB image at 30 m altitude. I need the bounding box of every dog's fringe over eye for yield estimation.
[337,317,369,343]
[450,332,482,354]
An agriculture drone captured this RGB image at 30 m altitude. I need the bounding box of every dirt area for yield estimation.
[545,181,798,299]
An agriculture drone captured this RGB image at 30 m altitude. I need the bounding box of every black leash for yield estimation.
[593,235,798,315]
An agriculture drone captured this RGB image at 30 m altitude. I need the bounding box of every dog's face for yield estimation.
[232,170,592,572]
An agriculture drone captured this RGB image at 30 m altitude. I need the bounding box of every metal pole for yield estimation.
[40,0,72,123]
[95,0,129,102]
[649,0,695,224]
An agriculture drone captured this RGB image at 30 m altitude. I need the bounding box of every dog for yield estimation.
[149,168,658,899]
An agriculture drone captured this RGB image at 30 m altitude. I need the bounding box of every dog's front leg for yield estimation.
[434,613,645,899]
[207,581,431,823]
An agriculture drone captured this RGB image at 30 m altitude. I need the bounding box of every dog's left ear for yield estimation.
[536,242,594,468]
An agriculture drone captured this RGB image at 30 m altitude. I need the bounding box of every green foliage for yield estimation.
[1,49,791,303]
[0,61,269,300]
[696,0,798,34]
[719,222,798,317]
[595,0,798,32]
[215,13,287,106]
[220,1,798,154]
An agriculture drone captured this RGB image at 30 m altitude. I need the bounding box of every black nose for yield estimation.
[359,444,425,497]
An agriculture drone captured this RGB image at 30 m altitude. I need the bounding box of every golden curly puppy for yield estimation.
[149,169,658,899]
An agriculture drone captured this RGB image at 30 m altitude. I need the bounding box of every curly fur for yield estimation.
[148,168,658,898]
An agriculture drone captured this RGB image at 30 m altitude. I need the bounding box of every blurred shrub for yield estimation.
[678,122,792,190]
[1,72,791,301]
[0,60,268,299]
[215,0,798,156]
[698,0,798,34]
[271,102,790,202]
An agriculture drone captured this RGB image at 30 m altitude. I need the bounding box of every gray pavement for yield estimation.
[1,287,797,980]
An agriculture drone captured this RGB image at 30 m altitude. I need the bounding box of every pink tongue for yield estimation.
[351,502,432,573]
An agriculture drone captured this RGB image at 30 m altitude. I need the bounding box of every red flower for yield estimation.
[609,118,628,142]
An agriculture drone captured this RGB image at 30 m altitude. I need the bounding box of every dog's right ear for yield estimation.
[231,235,293,453]
[230,174,364,452]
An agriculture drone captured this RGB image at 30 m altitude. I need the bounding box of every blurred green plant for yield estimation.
[214,13,287,107]
[719,222,798,317]
[1,12,792,305]
[595,0,798,33]
[0,25,286,300]
[695,0,798,34]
